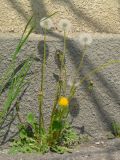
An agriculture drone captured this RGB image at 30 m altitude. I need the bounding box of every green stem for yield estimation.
[63,30,67,95]
[38,29,47,134]
[64,31,66,60]
[76,47,87,77]
[48,31,67,134]
[49,82,60,133]
[69,47,87,99]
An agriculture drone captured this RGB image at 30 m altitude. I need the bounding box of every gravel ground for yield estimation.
[0,138,120,160]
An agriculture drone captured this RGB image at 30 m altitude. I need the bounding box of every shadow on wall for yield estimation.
[51,0,115,33]
[7,0,29,21]
[7,0,120,33]
[69,38,120,131]
[30,0,47,33]
[37,40,49,60]
[7,0,47,33]
[44,31,120,132]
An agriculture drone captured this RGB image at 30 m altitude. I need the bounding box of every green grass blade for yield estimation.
[0,24,34,95]
[12,26,34,60]
[12,16,34,60]
[0,58,32,124]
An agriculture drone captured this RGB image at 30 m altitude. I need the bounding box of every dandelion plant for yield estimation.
[6,15,120,155]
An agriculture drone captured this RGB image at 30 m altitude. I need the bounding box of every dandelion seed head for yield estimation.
[40,17,54,30]
[76,33,93,48]
[58,19,72,32]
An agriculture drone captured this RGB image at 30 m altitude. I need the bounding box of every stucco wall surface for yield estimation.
[0,33,120,144]
[0,0,120,34]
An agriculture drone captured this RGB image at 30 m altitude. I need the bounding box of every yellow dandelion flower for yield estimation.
[58,97,69,107]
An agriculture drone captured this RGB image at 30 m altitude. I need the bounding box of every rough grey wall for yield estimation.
[0,33,120,144]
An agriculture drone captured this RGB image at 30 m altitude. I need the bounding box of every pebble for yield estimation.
[95,141,100,145]
[95,141,105,145]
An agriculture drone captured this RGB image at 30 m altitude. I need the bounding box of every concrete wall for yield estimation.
[0,0,120,34]
[0,33,120,144]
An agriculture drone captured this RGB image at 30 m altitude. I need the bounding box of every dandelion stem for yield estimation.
[49,82,60,133]
[69,47,87,99]
[38,28,47,134]
[76,47,87,77]
[63,30,67,95]
[64,31,66,58]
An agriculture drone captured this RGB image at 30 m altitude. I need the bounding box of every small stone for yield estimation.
[95,141,100,145]
[101,141,104,144]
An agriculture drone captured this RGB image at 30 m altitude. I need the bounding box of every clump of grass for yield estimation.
[112,121,120,137]
[0,16,34,96]
[0,16,34,127]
